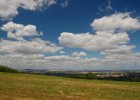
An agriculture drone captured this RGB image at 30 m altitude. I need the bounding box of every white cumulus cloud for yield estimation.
[91,13,140,31]
[59,31,130,52]
[1,21,42,40]
[0,39,63,55]
[0,0,57,20]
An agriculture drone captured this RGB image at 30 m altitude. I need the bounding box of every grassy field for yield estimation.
[0,72,140,100]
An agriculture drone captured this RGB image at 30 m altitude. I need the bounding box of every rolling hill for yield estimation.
[0,72,140,100]
[0,65,18,73]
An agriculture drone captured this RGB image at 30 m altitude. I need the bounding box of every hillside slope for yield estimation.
[0,72,140,100]
[0,66,18,73]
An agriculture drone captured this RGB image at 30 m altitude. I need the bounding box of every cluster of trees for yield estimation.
[45,72,97,79]
[0,65,18,73]
[70,72,96,79]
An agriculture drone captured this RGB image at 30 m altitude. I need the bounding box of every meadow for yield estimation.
[0,72,140,100]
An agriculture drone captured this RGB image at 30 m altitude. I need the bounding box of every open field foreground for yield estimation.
[0,72,140,100]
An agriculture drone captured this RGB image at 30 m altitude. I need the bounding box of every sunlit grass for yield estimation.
[0,72,140,100]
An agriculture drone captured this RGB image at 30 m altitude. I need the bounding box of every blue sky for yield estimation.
[0,0,140,70]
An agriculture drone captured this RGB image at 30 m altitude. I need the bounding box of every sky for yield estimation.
[0,0,140,70]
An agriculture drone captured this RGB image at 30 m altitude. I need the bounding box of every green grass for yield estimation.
[0,72,140,100]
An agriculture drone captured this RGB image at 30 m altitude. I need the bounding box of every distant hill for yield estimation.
[0,65,18,73]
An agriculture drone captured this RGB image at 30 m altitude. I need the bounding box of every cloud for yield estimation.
[91,13,140,31]
[58,12,140,70]
[2,53,45,60]
[59,31,130,52]
[72,51,87,57]
[101,45,135,54]
[0,12,140,70]
[0,39,63,69]
[1,52,140,70]
[98,5,104,13]
[59,51,66,54]
[106,1,113,11]
[97,1,113,14]
[103,53,140,69]
[0,22,63,55]
[1,22,42,40]
[0,21,64,69]
[0,0,57,20]
[45,55,75,61]
[61,0,69,8]
[0,38,63,55]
